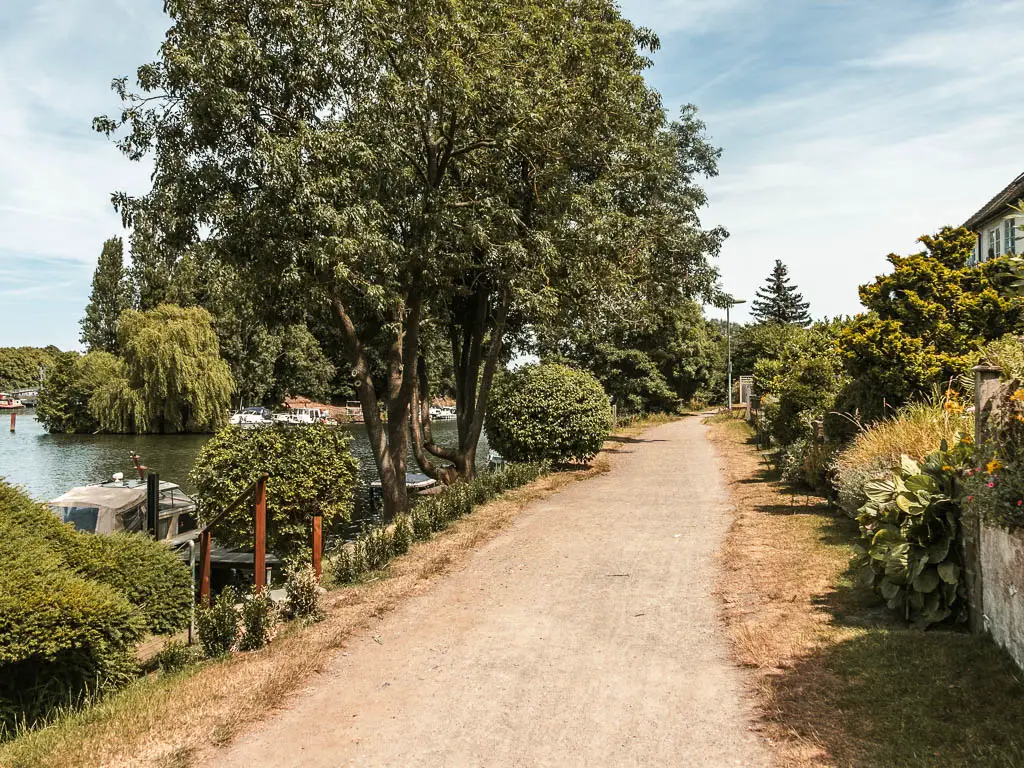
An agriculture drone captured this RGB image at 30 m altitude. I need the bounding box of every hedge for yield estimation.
[486,364,611,464]
[0,481,191,734]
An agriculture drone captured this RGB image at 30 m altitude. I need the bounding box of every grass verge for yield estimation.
[708,417,1024,768]
[0,417,671,768]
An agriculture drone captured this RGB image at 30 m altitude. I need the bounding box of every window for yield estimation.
[990,228,1002,259]
[1006,218,1018,255]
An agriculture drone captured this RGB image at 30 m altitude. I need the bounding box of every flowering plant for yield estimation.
[964,379,1024,530]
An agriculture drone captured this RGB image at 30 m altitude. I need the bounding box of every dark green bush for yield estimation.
[196,587,240,658]
[153,639,198,673]
[0,483,143,734]
[486,364,611,463]
[190,424,359,559]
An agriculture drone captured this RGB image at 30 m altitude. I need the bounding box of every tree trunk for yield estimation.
[333,293,422,517]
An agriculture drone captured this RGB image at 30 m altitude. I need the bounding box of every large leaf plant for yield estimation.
[853,436,973,628]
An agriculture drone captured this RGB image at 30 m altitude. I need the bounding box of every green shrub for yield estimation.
[780,438,840,496]
[832,395,973,517]
[239,588,277,651]
[153,640,198,673]
[0,529,141,735]
[392,514,413,555]
[854,439,973,628]
[284,564,323,623]
[486,364,611,464]
[196,587,240,658]
[190,424,359,559]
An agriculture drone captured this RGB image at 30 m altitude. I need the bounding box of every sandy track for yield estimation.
[215,418,767,768]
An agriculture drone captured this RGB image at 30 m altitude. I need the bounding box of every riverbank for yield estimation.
[0,416,677,768]
[707,415,1024,768]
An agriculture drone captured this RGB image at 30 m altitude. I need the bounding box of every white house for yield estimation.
[964,171,1024,265]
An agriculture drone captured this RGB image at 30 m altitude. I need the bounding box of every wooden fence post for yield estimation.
[254,474,268,592]
[312,515,323,580]
[968,365,1003,633]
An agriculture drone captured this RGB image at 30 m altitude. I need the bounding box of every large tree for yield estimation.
[80,237,131,353]
[98,0,721,513]
[750,259,811,326]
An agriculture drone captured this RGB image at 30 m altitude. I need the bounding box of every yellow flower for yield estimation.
[988,458,1003,474]
[942,465,954,472]
[1011,389,1024,402]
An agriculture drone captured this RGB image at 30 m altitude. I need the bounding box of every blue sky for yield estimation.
[2,0,1023,347]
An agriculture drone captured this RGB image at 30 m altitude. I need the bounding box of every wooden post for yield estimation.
[312,515,323,580]
[9,412,14,432]
[146,472,160,539]
[254,474,268,591]
[967,365,1003,633]
[199,529,212,606]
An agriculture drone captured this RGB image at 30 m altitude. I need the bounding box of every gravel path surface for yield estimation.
[216,417,768,767]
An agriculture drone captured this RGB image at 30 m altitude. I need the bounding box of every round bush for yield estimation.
[486,364,611,464]
[190,424,359,559]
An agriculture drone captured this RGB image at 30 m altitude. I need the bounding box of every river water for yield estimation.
[0,412,488,527]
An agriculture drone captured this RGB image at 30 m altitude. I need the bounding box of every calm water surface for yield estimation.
[0,412,488,519]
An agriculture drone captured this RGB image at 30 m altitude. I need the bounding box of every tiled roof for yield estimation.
[963,170,1024,230]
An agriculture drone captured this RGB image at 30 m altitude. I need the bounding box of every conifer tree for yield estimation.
[80,237,130,352]
[750,259,811,326]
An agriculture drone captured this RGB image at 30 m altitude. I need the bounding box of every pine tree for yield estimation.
[80,237,130,352]
[750,259,811,326]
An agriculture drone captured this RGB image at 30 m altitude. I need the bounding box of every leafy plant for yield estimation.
[284,564,323,623]
[853,438,973,628]
[152,640,198,674]
[190,424,358,558]
[486,364,611,464]
[239,588,277,652]
[196,587,240,658]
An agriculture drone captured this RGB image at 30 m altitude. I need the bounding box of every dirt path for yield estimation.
[215,417,767,768]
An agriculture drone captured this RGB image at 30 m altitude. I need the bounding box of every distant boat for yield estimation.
[429,405,457,421]
[0,393,24,410]
[229,406,273,427]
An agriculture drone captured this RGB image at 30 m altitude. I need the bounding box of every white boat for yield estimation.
[273,407,328,425]
[48,475,197,543]
[229,406,273,427]
[429,405,457,420]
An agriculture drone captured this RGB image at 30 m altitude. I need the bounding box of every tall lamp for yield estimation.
[725,297,746,412]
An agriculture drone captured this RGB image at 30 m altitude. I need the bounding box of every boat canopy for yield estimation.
[49,484,147,534]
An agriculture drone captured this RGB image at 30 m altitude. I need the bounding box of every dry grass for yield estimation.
[0,418,668,768]
[709,417,1024,768]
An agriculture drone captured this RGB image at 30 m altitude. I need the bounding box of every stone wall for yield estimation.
[981,524,1024,669]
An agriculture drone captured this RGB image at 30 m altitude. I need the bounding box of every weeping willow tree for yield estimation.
[90,304,235,433]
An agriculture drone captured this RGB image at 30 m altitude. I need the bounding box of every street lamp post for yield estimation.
[725,298,746,413]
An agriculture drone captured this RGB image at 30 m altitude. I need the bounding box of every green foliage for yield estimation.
[190,424,358,558]
[0,483,144,733]
[239,588,278,651]
[833,394,974,517]
[966,380,1024,531]
[196,587,240,658]
[486,364,611,464]
[542,298,724,414]
[90,304,234,434]
[332,462,548,584]
[750,259,811,326]
[837,227,1023,423]
[749,322,847,447]
[152,640,198,674]
[854,439,973,628]
[981,335,1024,379]
[35,351,122,434]
[80,237,131,354]
[283,565,323,623]
[0,346,60,391]
[780,438,840,496]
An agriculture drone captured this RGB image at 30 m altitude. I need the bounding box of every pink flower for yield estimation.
[1017,500,1022,507]
[988,482,996,488]
[968,496,974,502]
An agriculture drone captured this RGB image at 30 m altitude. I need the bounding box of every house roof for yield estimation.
[963,170,1024,231]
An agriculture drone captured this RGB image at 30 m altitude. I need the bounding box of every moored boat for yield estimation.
[0,393,24,410]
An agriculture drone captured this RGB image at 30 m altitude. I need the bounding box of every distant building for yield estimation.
[964,171,1024,265]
